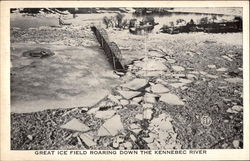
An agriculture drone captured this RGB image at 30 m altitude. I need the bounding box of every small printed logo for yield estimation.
[201,115,212,127]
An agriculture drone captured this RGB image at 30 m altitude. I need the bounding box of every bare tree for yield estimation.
[200,17,209,24]
[116,13,125,28]
[211,15,217,23]
[103,16,111,28]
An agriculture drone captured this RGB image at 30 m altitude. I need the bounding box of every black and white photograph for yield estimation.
[5,4,247,154]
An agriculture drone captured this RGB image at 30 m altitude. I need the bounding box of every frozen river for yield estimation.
[11,43,120,113]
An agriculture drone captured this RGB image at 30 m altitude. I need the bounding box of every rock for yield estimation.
[218,86,227,89]
[185,51,195,57]
[122,71,134,80]
[117,90,141,100]
[114,71,125,76]
[160,93,184,105]
[115,95,122,100]
[216,68,228,72]
[147,113,177,149]
[199,71,207,75]
[186,74,197,80]
[130,101,139,106]
[142,103,153,109]
[155,78,168,86]
[172,65,185,72]
[150,116,173,131]
[106,101,116,107]
[189,71,199,74]
[129,123,142,134]
[226,108,237,114]
[179,78,193,84]
[143,109,153,120]
[120,99,129,106]
[144,93,157,103]
[147,141,158,149]
[227,105,243,113]
[181,86,188,90]
[87,107,100,114]
[145,87,151,92]
[222,55,233,62]
[207,64,216,69]
[32,82,40,87]
[95,110,116,119]
[227,54,235,58]
[77,136,84,146]
[131,128,142,134]
[123,142,133,149]
[232,102,238,105]
[72,132,79,137]
[205,74,219,79]
[108,94,120,104]
[79,133,96,147]
[114,105,123,110]
[169,83,185,88]
[159,113,173,121]
[222,143,228,148]
[80,107,88,112]
[132,97,142,103]
[60,118,90,132]
[130,134,137,142]
[172,74,186,78]
[151,84,170,94]
[170,79,192,88]
[223,98,231,102]
[166,58,176,64]
[97,101,108,108]
[27,135,33,140]
[82,89,109,108]
[143,137,154,143]
[187,68,195,71]
[130,123,140,129]
[225,77,243,84]
[135,114,143,120]
[65,133,73,141]
[97,115,124,136]
[135,58,168,71]
[136,70,165,77]
[232,105,243,112]
[121,78,148,90]
[116,136,124,143]
[233,140,240,148]
[112,140,119,148]
[149,82,155,86]
[119,146,125,150]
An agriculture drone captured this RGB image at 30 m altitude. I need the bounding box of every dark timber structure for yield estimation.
[91,26,125,72]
